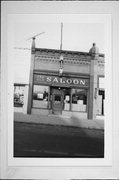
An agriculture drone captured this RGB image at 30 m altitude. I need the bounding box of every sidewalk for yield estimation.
[14,112,104,130]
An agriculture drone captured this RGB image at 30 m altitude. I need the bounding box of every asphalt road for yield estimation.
[14,122,104,158]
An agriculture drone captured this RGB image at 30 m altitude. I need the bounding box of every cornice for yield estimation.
[35,47,105,58]
[35,56,91,65]
[35,55,104,66]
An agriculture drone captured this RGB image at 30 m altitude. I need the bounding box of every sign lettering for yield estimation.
[34,74,89,87]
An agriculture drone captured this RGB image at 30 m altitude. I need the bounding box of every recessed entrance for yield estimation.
[52,87,64,115]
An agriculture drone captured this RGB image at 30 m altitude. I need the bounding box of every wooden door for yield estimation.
[52,88,64,115]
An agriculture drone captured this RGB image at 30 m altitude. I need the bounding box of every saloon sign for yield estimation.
[34,74,89,87]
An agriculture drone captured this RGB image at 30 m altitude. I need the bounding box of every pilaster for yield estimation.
[27,38,35,114]
[88,43,99,120]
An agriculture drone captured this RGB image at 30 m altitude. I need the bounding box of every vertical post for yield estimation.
[60,22,63,51]
[48,86,50,109]
[70,88,72,111]
[23,85,29,114]
[59,23,64,76]
[86,89,89,114]
[88,43,99,120]
[27,37,35,114]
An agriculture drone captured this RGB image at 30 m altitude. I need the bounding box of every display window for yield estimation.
[32,85,49,109]
[14,85,24,107]
[71,89,87,112]
[32,85,88,113]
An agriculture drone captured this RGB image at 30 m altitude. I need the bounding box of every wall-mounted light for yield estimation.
[59,67,63,77]
[59,54,64,76]
[59,23,64,77]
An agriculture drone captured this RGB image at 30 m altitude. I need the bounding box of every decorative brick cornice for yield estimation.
[35,55,91,65]
[35,47,104,57]
[35,48,105,66]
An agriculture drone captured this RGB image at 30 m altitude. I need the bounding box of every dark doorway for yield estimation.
[52,87,64,115]
[99,90,105,115]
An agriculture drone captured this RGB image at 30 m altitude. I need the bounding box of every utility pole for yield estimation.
[59,23,64,76]
[60,22,63,51]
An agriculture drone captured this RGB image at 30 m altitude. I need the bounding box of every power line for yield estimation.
[14,47,31,50]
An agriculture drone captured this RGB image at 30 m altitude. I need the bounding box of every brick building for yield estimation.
[24,39,105,120]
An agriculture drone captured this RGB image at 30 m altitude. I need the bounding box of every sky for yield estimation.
[13,18,105,84]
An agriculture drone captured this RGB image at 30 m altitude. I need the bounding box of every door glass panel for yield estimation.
[54,95,61,104]
[55,95,61,102]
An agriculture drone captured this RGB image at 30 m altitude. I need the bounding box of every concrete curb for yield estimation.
[14,112,104,130]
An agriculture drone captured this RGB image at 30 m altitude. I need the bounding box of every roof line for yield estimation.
[35,47,105,57]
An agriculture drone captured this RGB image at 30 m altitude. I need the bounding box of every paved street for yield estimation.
[14,121,104,158]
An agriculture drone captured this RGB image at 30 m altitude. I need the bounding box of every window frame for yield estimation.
[32,85,50,109]
[70,88,88,113]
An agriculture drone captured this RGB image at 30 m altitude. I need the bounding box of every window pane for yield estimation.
[72,89,87,112]
[33,85,49,109]
[64,88,70,111]
[55,95,61,102]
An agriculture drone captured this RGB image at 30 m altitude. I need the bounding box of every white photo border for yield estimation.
[7,13,112,167]
[1,1,119,179]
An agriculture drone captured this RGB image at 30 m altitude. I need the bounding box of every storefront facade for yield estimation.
[27,39,105,120]
[32,71,89,117]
